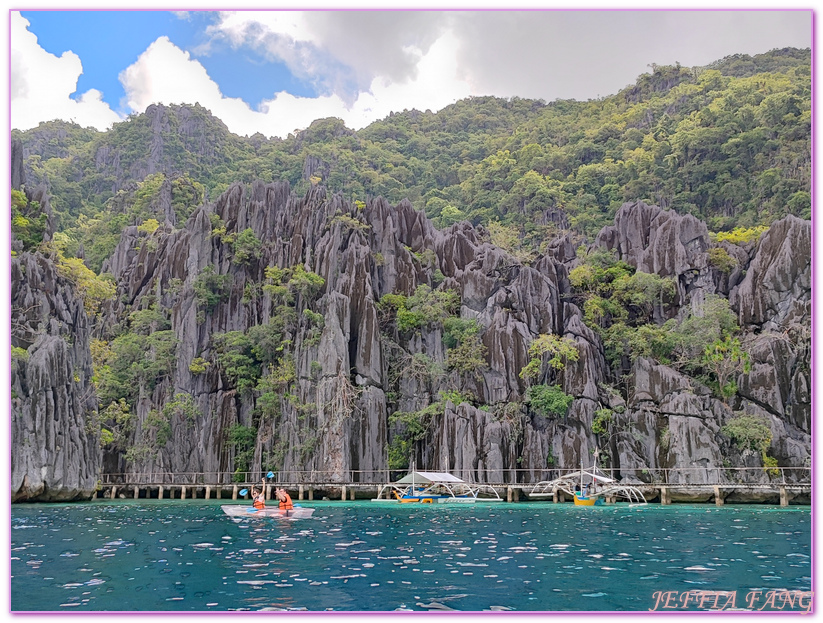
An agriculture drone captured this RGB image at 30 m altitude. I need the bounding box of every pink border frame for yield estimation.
[4,7,816,619]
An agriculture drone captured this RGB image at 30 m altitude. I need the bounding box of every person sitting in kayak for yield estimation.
[275,487,294,510]
[252,478,266,510]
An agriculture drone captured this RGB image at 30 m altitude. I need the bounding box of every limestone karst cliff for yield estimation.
[11,233,101,501]
[10,52,812,501]
[73,182,808,493]
[10,163,810,501]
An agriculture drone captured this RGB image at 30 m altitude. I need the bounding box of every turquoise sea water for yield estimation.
[11,500,810,612]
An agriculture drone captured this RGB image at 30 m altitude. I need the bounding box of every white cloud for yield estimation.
[120,30,472,138]
[120,34,320,137]
[209,11,316,48]
[198,11,319,80]
[203,11,448,100]
[451,11,813,102]
[10,11,123,131]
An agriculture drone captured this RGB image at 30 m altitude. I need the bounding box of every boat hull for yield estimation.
[221,505,315,519]
[573,494,604,506]
[392,491,477,504]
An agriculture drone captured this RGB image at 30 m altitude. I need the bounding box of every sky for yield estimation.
[8,8,814,139]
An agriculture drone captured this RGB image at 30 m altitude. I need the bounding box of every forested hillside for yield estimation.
[10,47,811,501]
[13,47,810,273]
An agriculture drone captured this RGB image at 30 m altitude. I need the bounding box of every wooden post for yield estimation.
[713,486,724,506]
[205,486,211,500]
[780,486,789,507]
[265,484,270,501]
[158,486,164,500]
[111,486,117,500]
[232,485,238,500]
[181,486,187,500]
[341,485,347,501]
[299,484,304,501]
[216,486,222,500]
[308,487,314,501]
[351,488,355,501]
[133,486,139,499]
[660,487,670,505]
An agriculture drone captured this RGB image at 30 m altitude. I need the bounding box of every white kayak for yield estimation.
[221,505,315,520]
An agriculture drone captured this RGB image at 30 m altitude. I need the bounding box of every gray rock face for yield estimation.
[11,252,100,501]
[618,358,729,484]
[11,138,25,190]
[97,181,606,484]
[595,200,717,316]
[731,215,811,332]
[596,201,710,278]
[26,183,806,495]
[608,209,811,486]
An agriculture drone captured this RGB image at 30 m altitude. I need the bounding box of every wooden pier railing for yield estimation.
[93,467,811,507]
[97,466,811,486]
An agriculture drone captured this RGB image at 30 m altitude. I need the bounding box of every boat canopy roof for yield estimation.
[580,470,615,484]
[551,468,616,484]
[395,471,466,485]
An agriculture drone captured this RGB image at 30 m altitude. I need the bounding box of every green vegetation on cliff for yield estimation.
[10,47,810,482]
[13,48,810,259]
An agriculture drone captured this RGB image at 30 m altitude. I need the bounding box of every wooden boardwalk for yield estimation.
[94,467,811,507]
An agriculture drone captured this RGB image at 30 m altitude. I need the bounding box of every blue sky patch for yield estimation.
[20,10,316,112]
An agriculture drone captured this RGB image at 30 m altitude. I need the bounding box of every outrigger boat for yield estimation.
[221,505,315,520]
[527,462,647,506]
[373,471,502,504]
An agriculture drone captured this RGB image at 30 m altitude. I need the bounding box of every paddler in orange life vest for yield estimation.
[252,477,266,510]
[275,487,294,511]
